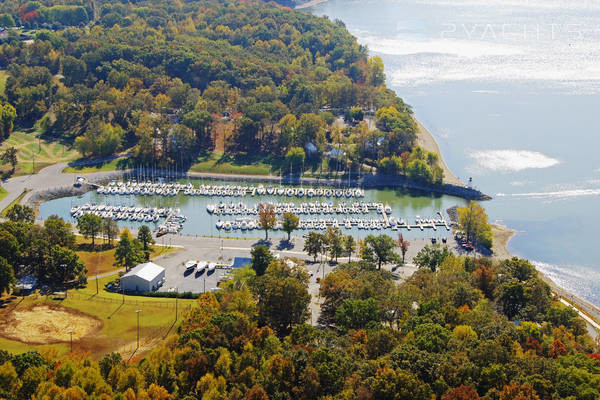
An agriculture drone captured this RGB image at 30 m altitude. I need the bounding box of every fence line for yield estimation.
[64,292,195,309]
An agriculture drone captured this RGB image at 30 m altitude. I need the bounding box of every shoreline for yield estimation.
[414,117,464,187]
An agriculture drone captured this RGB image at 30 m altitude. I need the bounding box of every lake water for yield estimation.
[310,0,600,304]
[38,180,462,240]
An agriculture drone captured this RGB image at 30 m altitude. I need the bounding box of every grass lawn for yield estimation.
[63,157,133,174]
[0,288,195,358]
[189,151,276,175]
[75,236,180,277]
[0,131,80,176]
[0,186,7,203]
[0,189,30,217]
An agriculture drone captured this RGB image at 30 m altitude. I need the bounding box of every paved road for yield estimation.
[0,162,126,212]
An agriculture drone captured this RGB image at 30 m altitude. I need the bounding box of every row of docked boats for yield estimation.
[214,215,451,232]
[207,201,392,216]
[215,217,393,231]
[97,180,366,199]
[69,203,187,231]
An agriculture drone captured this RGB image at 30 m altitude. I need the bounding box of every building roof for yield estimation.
[121,262,165,282]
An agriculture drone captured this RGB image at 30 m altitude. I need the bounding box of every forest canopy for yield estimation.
[0,0,444,183]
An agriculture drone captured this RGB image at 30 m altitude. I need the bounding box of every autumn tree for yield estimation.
[397,233,409,264]
[258,203,276,240]
[252,260,310,335]
[457,201,493,249]
[442,385,481,400]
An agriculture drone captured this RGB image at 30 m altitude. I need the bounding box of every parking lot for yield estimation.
[147,234,432,295]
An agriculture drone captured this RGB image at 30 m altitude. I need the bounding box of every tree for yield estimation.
[251,245,272,276]
[6,204,34,223]
[48,245,86,285]
[442,385,481,400]
[0,103,16,140]
[103,218,119,247]
[457,201,493,249]
[324,226,343,262]
[61,56,87,86]
[257,203,276,240]
[137,225,154,256]
[303,232,323,263]
[334,298,380,330]
[281,212,299,241]
[0,257,15,295]
[499,382,540,400]
[397,233,409,264]
[285,147,305,173]
[344,235,355,262]
[44,216,76,249]
[114,229,142,271]
[1,147,17,172]
[253,260,310,335]
[360,234,399,269]
[77,213,103,248]
[413,244,451,272]
[369,366,433,400]
[497,281,526,320]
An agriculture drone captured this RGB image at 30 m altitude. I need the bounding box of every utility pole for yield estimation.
[67,330,73,352]
[175,288,178,322]
[135,310,142,349]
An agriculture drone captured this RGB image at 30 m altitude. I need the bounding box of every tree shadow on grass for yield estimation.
[77,243,114,252]
[68,157,133,171]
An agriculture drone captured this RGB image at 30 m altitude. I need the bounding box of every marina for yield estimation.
[40,178,463,239]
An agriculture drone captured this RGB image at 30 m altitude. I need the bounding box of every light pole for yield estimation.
[67,330,73,352]
[135,310,142,349]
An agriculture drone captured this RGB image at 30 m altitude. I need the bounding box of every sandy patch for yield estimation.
[491,224,515,260]
[0,305,102,344]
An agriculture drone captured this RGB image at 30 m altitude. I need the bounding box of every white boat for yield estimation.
[207,262,216,273]
[185,260,197,271]
[196,261,207,273]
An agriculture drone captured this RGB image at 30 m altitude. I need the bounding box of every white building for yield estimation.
[120,262,166,293]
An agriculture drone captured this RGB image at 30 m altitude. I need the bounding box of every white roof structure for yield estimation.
[122,262,165,282]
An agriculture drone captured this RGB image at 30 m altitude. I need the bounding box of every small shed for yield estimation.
[120,262,166,293]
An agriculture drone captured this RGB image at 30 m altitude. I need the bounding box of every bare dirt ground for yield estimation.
[0,304,102,344]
